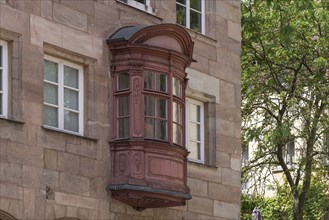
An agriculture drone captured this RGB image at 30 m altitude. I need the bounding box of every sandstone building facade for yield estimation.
[0,0,241,219]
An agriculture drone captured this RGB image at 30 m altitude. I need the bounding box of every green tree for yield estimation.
[241,0,329,219]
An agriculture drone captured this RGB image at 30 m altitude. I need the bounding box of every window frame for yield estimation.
[176,0,206,34]
[43,55,84,135]
[186,98,205,163]
[0,39,8,118]
[118,0,155,14]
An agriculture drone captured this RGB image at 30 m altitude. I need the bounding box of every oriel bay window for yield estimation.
[107,24,194,210]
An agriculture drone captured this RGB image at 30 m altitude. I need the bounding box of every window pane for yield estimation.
[64,88,78,110]
[197,105,201,122]
[0,46,2,67]
[145,118,156,138]
[173,102,182,124]
[64,65,79,88]
[159,74,167,92]
[144,96,156,116]
[118,117,130,138]
[44,83,58,105]
[44,60,58,82]
[0,94,2,115]
[177,0,186,5]
[173,77,182,97]
[176,4,186,26]
[188,141,200,160]
[44,105,58,128]
[189,122,198,141]
[118,96,130,117]
[144,71,155,90]
[118,72,130,90]
[190,10,202,32]
[135,0,145,4]
[158,120,167,141]
[173,123,182,145]
[190,0,201,11]
[189,103,198,122]
[64,110,79,132]
[158,98,167,119]
[0,69,2,91]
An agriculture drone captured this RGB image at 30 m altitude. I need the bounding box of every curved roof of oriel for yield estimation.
[107,24,194,60]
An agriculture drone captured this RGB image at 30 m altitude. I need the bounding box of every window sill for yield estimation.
[116,0,161,19]
[188,160,218,169]
[41,126,98,142]
[0,117,25,124]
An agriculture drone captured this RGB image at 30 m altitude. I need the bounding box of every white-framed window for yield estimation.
[284,140,295,165]
[242,144,249,167]
[186,98,204,163]
[176,0,205,34]
[43,55,84,135]
[0,39,8,118]
[118,0,154,14]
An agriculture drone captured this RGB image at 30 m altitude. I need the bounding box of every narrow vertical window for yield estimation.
[117,95,130,138]
[0,40,8,118]
[176,0,205,34]
[43,55,83,135]
[284,140,295,165]
[173,101,183,145]
[186,98,204,162]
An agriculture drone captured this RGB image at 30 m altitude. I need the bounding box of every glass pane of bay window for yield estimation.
[64,66,79,88]
[44,105,58,128]
[158,98,167,119]
[0,70,3,90]
[145,118,156,139]
[64,110,79,132]
[64,89,78,110]
[158,120,167,141]
[173,102,182,124]
[145,96,156,116]
[173,77,182,97]
[190,0,201,11]
[118,96,130,116]
[118,117,130,138]
[144,71,167,92]
[0,94,2,115]
[118,72,130,90]
[44,83,58,105]
[173,123,182,145]
[44,60,58,83]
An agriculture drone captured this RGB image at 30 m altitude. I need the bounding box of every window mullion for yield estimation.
[58,61,64,130]
[186,0,190,29]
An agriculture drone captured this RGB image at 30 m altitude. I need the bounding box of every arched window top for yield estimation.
[0,210,17,220]
[107,24,194,63]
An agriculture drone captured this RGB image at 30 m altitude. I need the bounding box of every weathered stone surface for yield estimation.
[37,129,66,152]
[188,196,213,215]
[44,149,57,170]
[54,204,66,218]
[78,207,97,219]
[53,3,88,31]
[80,157,97,177]
[42,169,59,188]
[219,80,236,107]
[40,0,52,20]
[35,189,46,219]
[7,198,23,219]
[228,20,241,42]
[59,173,90,196]
[188,163,221,183]
[22,165,43,187]
[209,182,240,203]
[217,119,235,137]
[231,156,241,172]
[0,182,18,199]
[187,178,208,197]
[61,0,95,16]
[0,162,22,184]
[97,199,111,220]
[58,152,80,174]
[7,143,43,168]
[221,168,240,187]
[217,134,241,156]
[23,187,35,219]
[67,140,97,159]
[66,206,78,218]
[213,201,240,219]
[54,192,98,209]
